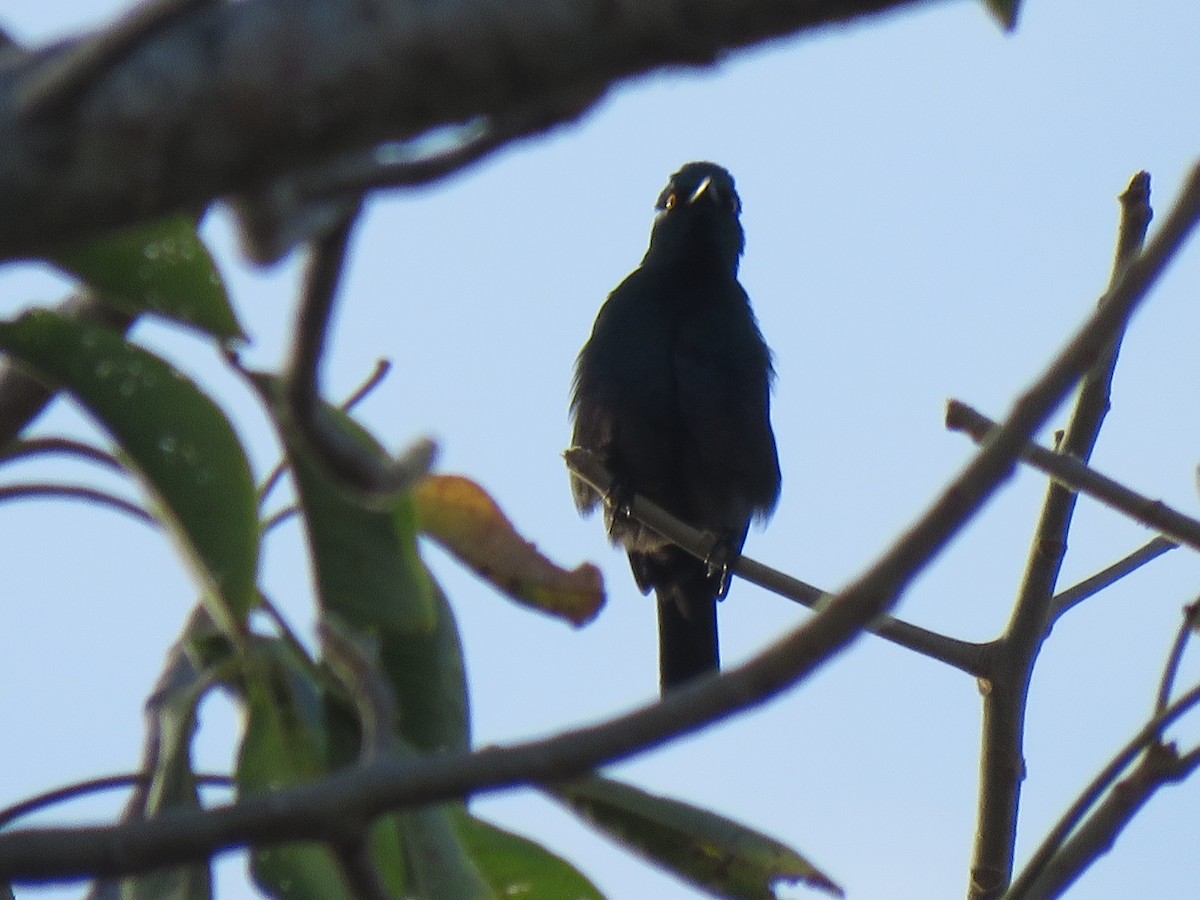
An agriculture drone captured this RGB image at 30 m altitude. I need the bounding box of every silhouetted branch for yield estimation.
[969,170,1156,900]
[16,0,214,118]
[0,773,233,830]
[0,483,155,526]
[1050,536,1177,617]
[1154,600,1200,715]
[257,358,392,507]
[566,446,989,676]
[1005,682,1200,899]
[946,400,1200,553]
[284,218,436,498]
[0,437,123,472]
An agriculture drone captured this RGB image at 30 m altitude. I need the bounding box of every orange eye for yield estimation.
[664,193,678,210]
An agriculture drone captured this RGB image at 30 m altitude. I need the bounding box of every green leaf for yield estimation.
[267,379,436,636]
[379,579,470,754]
[550,776,842,899]
[983,0,1019,30]
[0,312,258,635]
[457,811,603,900]
[237,642,352,900]
[117,641,213,900]
[51,216,245,342]
[399,804,494,900]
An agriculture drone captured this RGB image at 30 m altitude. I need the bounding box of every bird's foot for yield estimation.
[603,478,636,533]
[703,537,739,599]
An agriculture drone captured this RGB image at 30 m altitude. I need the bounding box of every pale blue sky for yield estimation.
[3,2,1200,898]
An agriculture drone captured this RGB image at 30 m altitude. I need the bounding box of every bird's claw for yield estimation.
[603,479,635,529]
[703,538,737,599]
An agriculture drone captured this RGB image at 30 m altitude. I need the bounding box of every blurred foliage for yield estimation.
[0,216,825,898]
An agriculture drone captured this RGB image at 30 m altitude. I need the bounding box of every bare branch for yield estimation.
[1051,536,1177,617]
[284,218,436,499]
[0,483,156,527]
[969,170,1156,900]
[1005,682,1200,899]
[16,0,215,118]
[0,773,233,830]
[566,446,989,676]
[257,358,391,507]
[1154,600,1200,715]
[946,401,1200,553]
[0,437,124,472]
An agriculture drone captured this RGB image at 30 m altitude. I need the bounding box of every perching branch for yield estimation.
[566,446,989,676]
[257,358,392,507]
[5,155,1194,889]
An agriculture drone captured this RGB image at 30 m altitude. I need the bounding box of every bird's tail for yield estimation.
[630,545,722,692]
[655,572,719,692]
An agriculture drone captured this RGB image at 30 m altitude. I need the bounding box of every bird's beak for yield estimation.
[687,176,713,205]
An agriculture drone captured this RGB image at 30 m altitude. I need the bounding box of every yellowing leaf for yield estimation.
[415,475,604,626]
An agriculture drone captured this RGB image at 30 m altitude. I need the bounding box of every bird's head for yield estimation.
[646,161,745,270]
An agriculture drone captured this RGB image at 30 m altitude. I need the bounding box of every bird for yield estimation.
[570,161,781,693]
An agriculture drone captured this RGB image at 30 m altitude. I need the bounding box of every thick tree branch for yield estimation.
[4,157,1194,889]
[0,0,933,260]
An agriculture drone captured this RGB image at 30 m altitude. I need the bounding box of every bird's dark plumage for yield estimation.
[570,162,781,692]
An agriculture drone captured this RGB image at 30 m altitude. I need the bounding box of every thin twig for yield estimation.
[566,447,989,676]
[1005,682,1200,899]
[947,400,1200,553]
[255,591,316,677]
[260,505,298,534]
[0,773,233,829]
[0,438,123,473]
[1153,599,1200,714]
[1015,743,1200,900]
[0,483,156,527]
[342,360,392,414]
[1051,536,1177,617]
[285,218,436,499]
[257,358,392,508]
